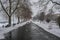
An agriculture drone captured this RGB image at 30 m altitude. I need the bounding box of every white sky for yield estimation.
[30,0,39,3]
[30,0,39,17]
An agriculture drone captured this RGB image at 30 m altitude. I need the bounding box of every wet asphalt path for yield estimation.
[17,22,60,40]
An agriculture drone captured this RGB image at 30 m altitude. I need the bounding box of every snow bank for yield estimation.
[0,20,31,39]
[32,20,60,37]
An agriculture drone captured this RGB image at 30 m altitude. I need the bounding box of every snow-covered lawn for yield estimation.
[0,20,31,39]
[32,20,60,37]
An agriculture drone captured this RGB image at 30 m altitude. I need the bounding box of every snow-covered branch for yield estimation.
[0,0,9,16]
[50,0,60,5]
[11,0,20,15]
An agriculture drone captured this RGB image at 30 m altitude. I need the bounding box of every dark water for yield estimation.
[3,23,60,40]
[4,23,31,40]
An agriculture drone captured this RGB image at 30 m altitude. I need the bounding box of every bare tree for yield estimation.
[50,0,60,5]
[0,0,20,27]
[15,0,32,24]
[15,6,22,24]
[21,6,32,21]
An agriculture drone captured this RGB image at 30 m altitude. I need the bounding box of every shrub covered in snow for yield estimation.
[45,13,52,23]
[46,18,51,23]
[39,12,45,21]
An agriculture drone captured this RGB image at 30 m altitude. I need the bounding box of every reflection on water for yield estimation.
[4,23,31,40]
[3,23,60,40]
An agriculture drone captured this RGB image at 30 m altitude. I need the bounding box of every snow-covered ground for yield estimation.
[32,20,60,37]
[0,19,60,39]
[0,20,31,39]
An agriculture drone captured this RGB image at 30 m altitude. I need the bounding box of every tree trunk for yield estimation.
[9,16,11,26]
[17,17,20,24]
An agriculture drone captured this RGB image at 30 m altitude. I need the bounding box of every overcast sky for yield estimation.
[29,0,39,17]
[30,0,60,16]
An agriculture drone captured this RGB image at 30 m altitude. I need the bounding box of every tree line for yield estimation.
[0,0,32,27]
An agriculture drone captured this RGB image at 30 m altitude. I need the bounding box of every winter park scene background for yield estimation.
[0,0,60,40]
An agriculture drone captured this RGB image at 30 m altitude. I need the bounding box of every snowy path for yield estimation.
[31,20,60,38]
[0,20,31,39]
